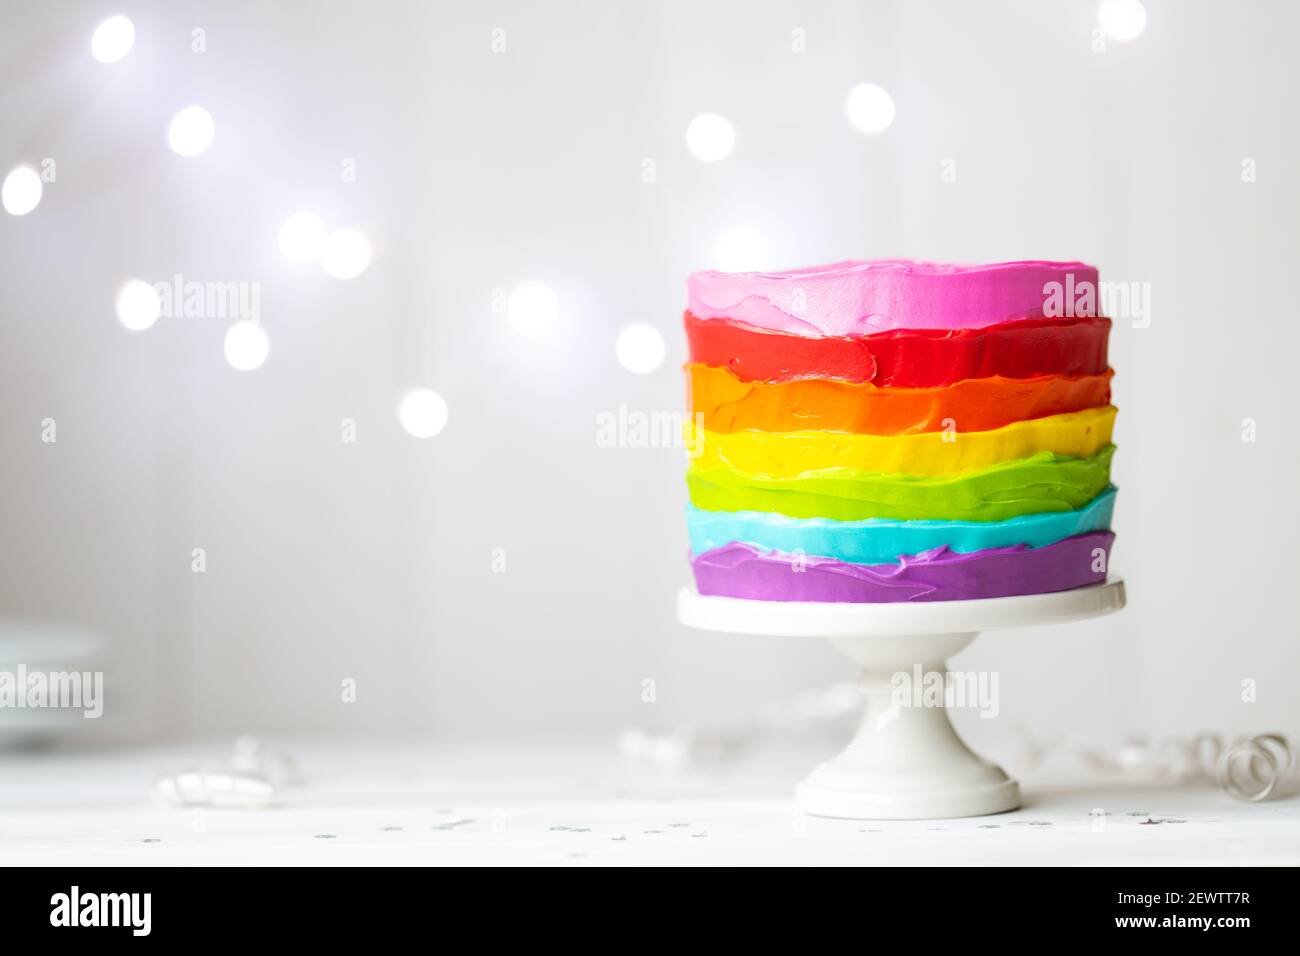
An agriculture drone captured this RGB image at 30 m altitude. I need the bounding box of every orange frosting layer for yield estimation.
[688,364,1114,435]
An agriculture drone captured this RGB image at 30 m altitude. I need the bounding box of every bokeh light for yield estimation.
[685,113,735,162]
[91,15,135,64]
[168,106,215,157]
[1099,0,1147,42]
[615,324,666,374]
[115,279,162,332]
[1,167,42,216]
[320,228,371,279]
[399,388,449,438]
[845,83,896,134]
[223,320,269,371]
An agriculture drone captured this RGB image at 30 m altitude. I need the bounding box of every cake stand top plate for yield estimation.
[677,579,1125,639]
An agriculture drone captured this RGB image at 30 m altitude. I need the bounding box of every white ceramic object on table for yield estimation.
[677,579,1126,820]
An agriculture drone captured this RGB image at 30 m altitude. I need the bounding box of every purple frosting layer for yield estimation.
[691,532,1114,603]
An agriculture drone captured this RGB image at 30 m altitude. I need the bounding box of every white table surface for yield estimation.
[1,740,1297,866]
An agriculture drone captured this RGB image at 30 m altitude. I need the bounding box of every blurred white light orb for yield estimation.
[224,320,269,371]
[713,227,768,273]
[399,388,449,438]
[320,228,371,279]
[685,113,735,162]
[116,278,162,331]
[1098,0,1147,42]
[506,282,558,337]
[2,167,42,216]
[168,106,215,157]
[845,83,896,134]
[615,324,666,375]
[91,15,135,64]
[279,212,328,264]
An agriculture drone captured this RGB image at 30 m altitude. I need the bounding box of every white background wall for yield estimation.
[1,0,1296,751]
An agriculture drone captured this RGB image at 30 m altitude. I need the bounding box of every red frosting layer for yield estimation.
[684,311,1112,386]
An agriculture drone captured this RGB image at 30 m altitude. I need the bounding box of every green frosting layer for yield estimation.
[686,445,1115,522]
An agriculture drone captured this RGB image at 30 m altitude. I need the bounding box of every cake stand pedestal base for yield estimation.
[676,579,1126,820]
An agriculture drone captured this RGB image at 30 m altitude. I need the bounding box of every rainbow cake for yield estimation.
[683,260,1116,603]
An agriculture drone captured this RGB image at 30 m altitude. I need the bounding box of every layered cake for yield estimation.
[684,260,1116,603]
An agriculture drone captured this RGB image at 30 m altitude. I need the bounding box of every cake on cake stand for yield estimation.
[677,580,1126,819]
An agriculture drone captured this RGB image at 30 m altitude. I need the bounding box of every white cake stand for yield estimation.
[677,579,1126,820]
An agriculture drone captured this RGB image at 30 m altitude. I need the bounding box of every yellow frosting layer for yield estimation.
[686,446,1116,522]
[691,405,1116,478]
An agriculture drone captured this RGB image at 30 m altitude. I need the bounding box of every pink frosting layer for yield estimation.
[687,259,1100,336]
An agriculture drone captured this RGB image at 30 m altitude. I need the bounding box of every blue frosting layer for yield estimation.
[686,486,1116,563]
